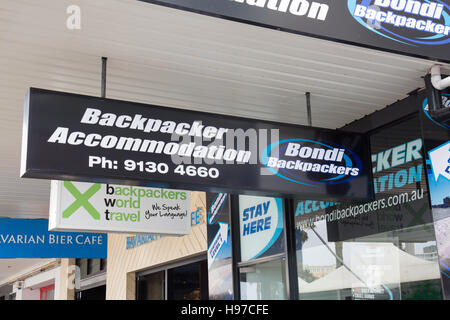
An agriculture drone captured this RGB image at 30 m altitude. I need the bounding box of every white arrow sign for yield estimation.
[208,193,227,225]
[207,222,228,268]
[429,142,450,182]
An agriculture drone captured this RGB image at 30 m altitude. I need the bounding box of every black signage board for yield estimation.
[21,88,373,201]
[328,111,433,242]
[294,107,433,242]
[139,0,450,63]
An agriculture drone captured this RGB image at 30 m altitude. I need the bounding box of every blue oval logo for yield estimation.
[348,0,450,46]
[261,139,363,186]
[422,92,450,130]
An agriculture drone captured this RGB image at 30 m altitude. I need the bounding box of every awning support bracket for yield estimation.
[305,92,312,126]
[101,57,108,98]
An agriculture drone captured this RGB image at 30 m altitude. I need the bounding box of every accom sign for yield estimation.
[262,139,362,186]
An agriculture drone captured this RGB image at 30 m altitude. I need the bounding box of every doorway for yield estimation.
[136,256,208,300]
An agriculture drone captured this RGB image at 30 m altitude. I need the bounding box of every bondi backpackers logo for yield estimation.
[423,92,450,129]
[261,139,363,186]
[348,0,450,46]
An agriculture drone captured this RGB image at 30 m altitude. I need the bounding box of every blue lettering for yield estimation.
[243,222,250,236]
[394,169,408,188]
[446,156,450,174]
[242,201,275,236]
[250,221,257,234]
[191,211,196,226]
[191,208,201,226]
[295,202,304,216]
[243,216,272,235]
[255,204,263,217]
[378,175,389,192]
[377,149,392,172]
[264,217,271,230]
[312,201,319,211]
[249,206,256,219]
[263,201,270,214]
[408,164,422,184]
[305,200,312,214]
[388,173,394,190]
[243,208,249,222]
[257,219,264,232]
[320,201,329,210]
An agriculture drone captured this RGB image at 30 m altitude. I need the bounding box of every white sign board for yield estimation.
[49,181,191,235]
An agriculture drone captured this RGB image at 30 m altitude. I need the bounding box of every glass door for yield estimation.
[137,270,165,300]
[136,257,208,300]
[239,256,287,300]
[237,195,288,300]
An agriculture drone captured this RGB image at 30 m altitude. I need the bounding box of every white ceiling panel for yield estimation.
[0,258,55,286]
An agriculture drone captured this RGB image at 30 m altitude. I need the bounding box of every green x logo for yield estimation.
[63,181,101,220]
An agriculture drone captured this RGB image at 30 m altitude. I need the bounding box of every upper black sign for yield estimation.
[21,88,373,201]
[139,0,450,63]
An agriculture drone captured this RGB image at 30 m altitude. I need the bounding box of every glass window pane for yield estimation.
[137,271,165,300]
[87,259,101,275]
[46,289,54,300]
[239,195,285,262]
[294,115,443,300]
[296,222,442,300]
[167,262,202,300]
[240,259,287,300]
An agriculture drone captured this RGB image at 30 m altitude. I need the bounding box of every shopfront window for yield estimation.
[39,284,54,300]
[238,195,288,300]
[137,270,165,300]
[137,258,208,300]
[294,115,443,300]
[77,258,107,279]
[76,285,106,300]
[240,258,287,300]
[168,261,208,300]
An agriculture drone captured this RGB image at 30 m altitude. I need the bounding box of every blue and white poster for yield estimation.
[239,195,284,262]
[206,193,233,300]
[420,87,450,300]
[0,218,107,258]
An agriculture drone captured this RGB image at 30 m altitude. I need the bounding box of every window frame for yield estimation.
[135,254,207,300]
[231,195,295,299]
[39,284,55,300]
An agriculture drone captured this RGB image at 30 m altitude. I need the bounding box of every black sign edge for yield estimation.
[137,0,450,64]
[21,168,374,202]
[20,89,31,178]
